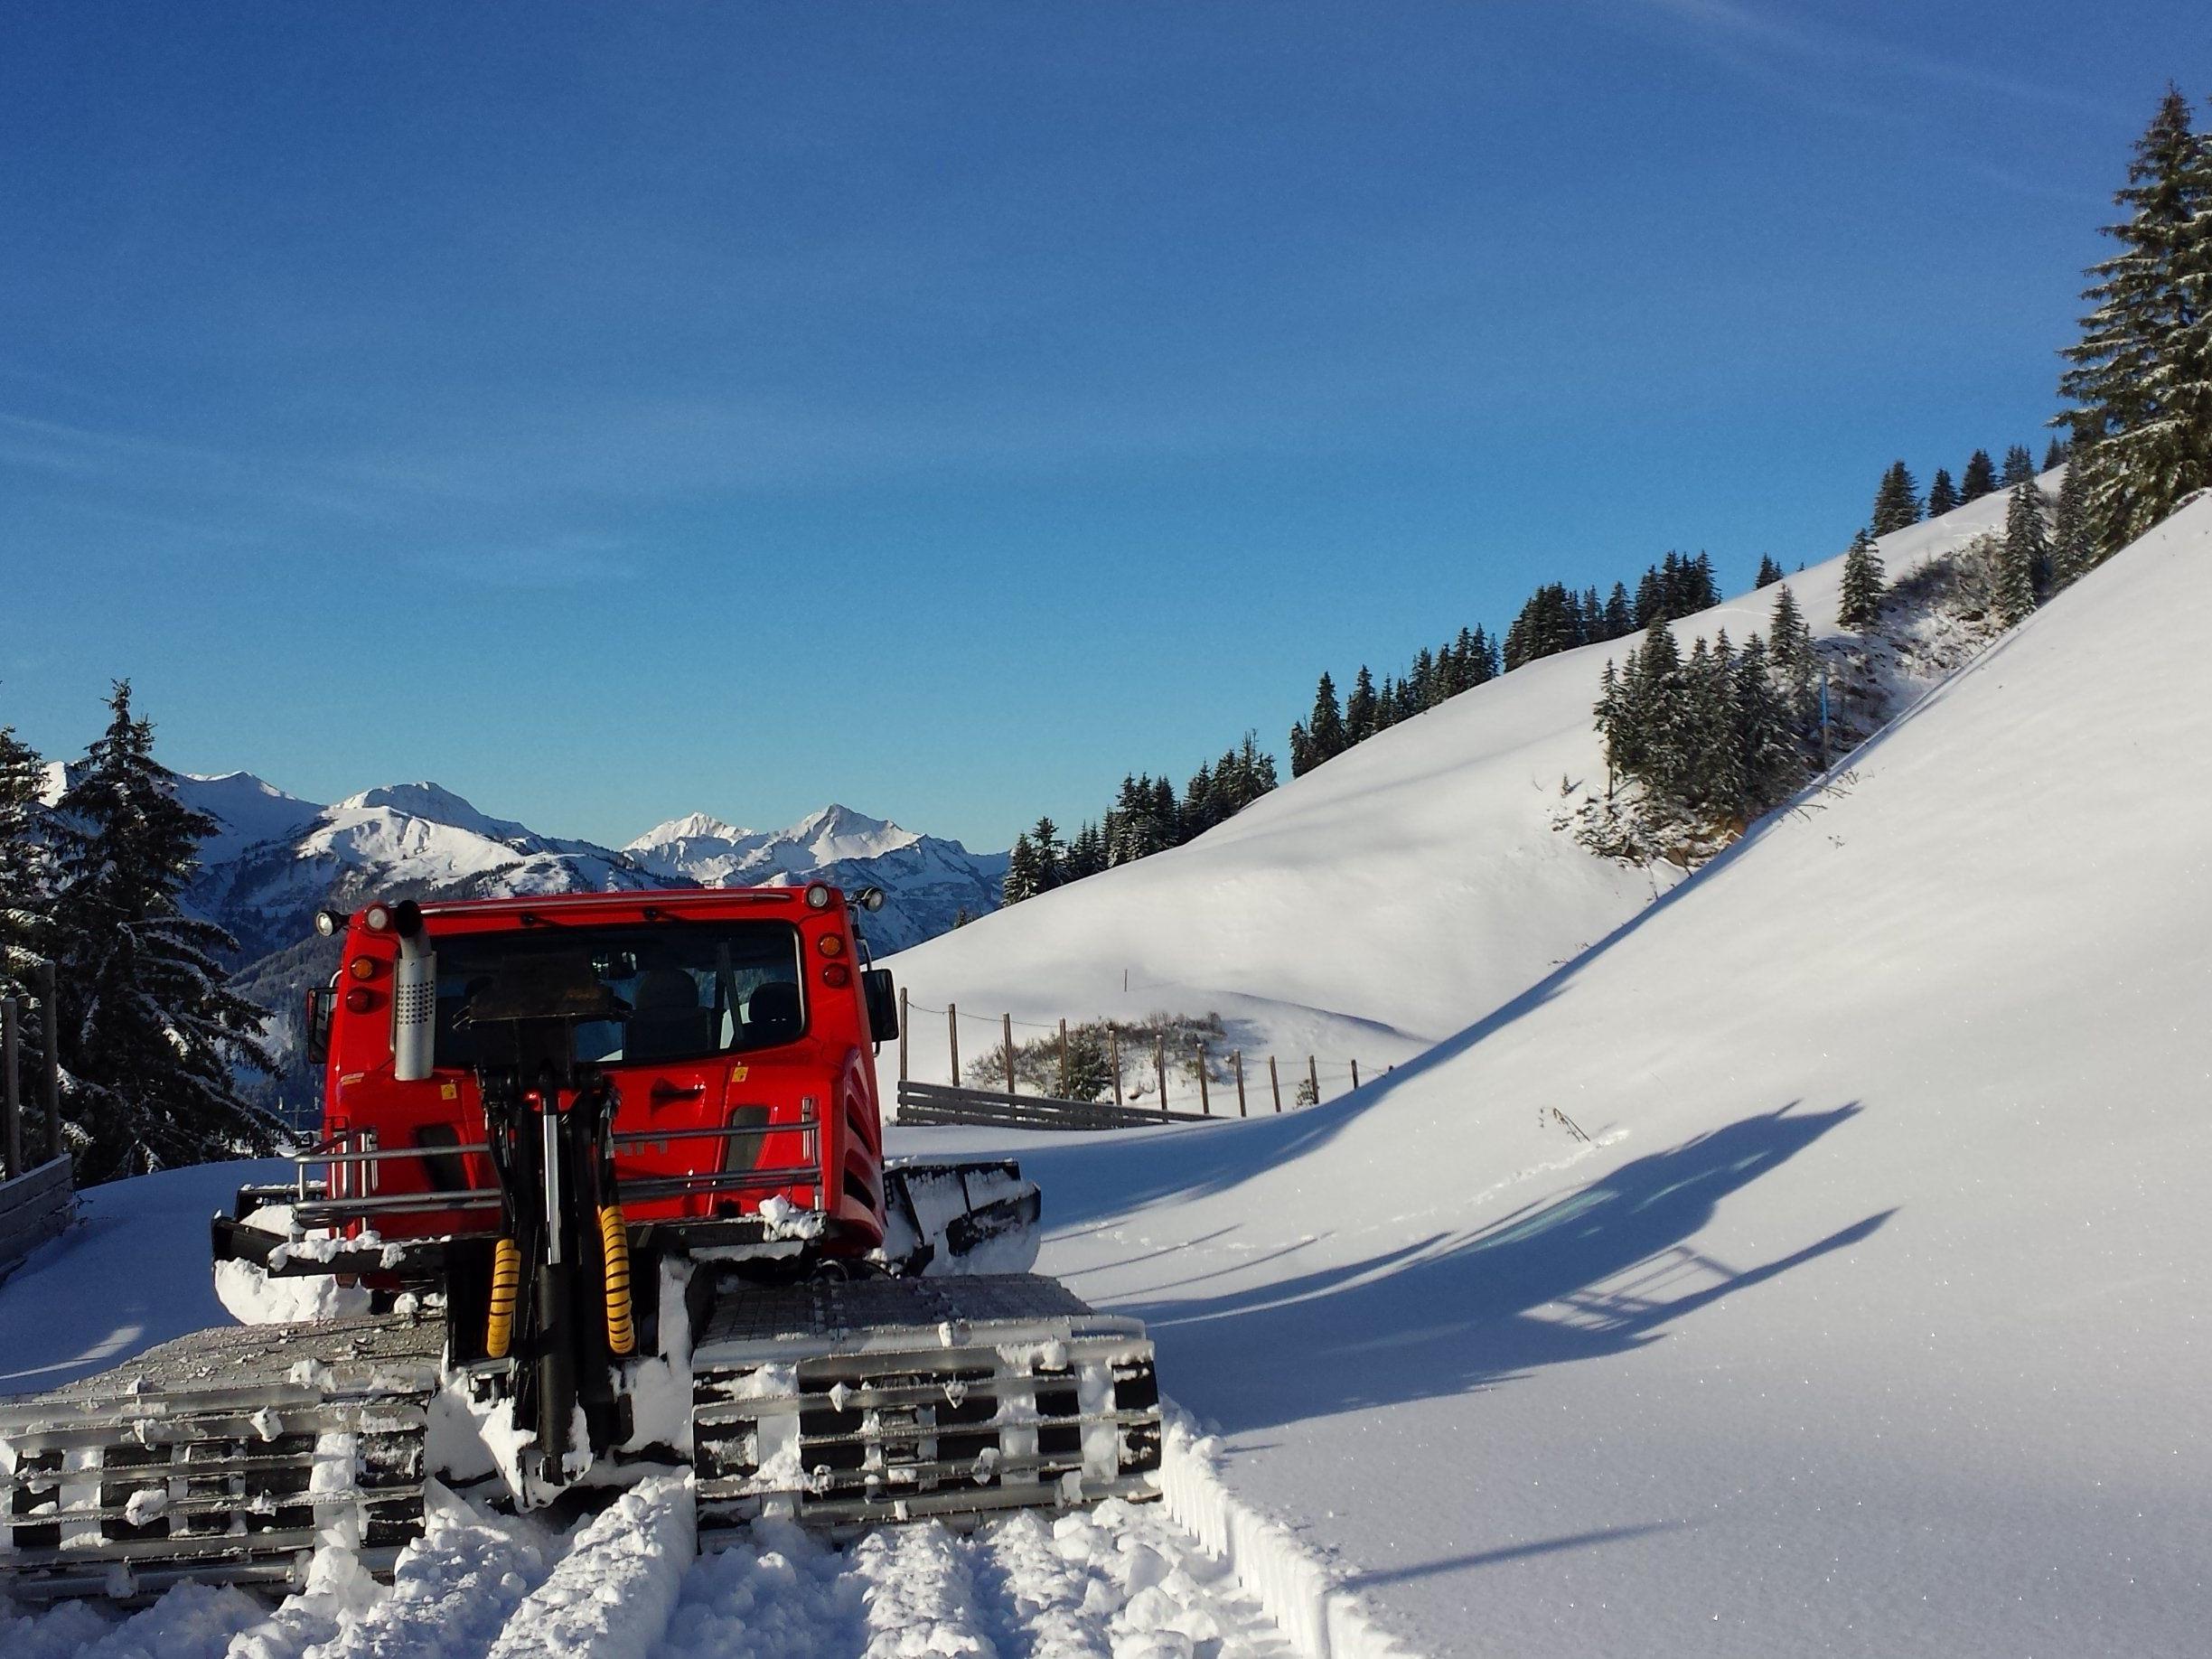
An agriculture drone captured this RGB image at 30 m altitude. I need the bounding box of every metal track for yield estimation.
[0,1315,440,1604]
[2,1273,1164,1601]
[690,1273,1162,1534]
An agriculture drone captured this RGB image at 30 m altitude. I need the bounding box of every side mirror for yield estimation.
[862,970,899,1044]
[305,983,337,1065]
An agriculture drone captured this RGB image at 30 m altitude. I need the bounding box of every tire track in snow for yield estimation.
[970,1511,1111,1658]
[851,1522,998,1655]
[651,1500,1296,1659]
[302,1486,557,1659]
[488,1476,692,1659]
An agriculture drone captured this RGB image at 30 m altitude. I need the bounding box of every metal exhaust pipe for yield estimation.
[390,902,436,1082]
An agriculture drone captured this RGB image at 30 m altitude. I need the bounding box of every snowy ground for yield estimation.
[886,496,2212,1654]
[0,1167,1343,1658]
[1,1476,1298,1659]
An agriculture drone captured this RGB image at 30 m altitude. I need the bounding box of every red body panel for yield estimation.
[318,888,886,1253]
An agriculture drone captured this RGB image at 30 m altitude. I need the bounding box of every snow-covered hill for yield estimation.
[883,483,2029,1086]
[904,492,2212,1654]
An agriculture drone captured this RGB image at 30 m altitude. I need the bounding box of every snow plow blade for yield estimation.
[690,1273,1160,1534]
[0,1317,437,1605]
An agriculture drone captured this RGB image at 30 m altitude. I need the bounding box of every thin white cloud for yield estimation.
[1631,0,2126,123]
[403,537,639,590]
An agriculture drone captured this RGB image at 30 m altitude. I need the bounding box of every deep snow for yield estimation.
[884,494,2212,1654]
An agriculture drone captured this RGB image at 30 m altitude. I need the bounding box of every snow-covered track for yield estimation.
[0,1317,440,1605]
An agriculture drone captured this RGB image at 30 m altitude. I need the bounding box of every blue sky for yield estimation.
[2,2,2202,851]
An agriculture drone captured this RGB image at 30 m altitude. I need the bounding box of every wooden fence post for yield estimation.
[1269,1055,1282,1113]
[898,988,910,1082]
[1003,1014,1017,1095]
[1350,1058,1360,1090]
[948,1003,960,1088]
[1155,1032,1167,1108]
[1059,1018,1070,1097]
[34,962,59,1163]
[3,997,20,1180]
[1308,1054,1320,1104]
[1233,1049,1247,1118]
[1196,1044,1210,1115]
[1110,1026,1123,1105]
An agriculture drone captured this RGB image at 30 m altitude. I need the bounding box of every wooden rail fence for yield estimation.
[1,968,72,1279]
[895,1080,1216,1132]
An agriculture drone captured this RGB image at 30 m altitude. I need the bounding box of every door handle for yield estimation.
[650,1081,708,1102]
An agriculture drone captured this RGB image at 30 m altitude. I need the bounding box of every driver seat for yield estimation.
[625,968,715,1064]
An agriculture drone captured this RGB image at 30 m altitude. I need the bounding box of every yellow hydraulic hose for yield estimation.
[599,1205,636,1356]
[485,1236,521,1360]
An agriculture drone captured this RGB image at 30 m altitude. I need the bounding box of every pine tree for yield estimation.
[1064,821,1107,881]
[1027,817,1064,888]
[1345,666,1377,743]
[0,726,54,1083]
[1633,566,1666,630]
[1755,554,1786,588]
[1307,672,1346,766]
[49,683,276,1177]
[1733,634,1804,813]
[1838,529,1886,631]
[1594,659,1624,792]
[1686,632,1745,815]
[1767,584,1817,726]
[1601,584,1634,637]
[2043,436,2069,472]
[2049,462,2095,592]
[1870,461,1923,535]
[1473,626,1500,683]
[1998,481,2050,623]
[1373,679,1399,731]
[1002,833,1040,904]
[2059,85,2212,554]
[1961,449,1999,501]
[2000,444,2038,487]
[1688,552,1719,610]
[1410,647,1438,709]
[1926,469,1961,516]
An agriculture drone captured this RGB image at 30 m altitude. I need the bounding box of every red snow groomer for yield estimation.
[0,886,1161,1604]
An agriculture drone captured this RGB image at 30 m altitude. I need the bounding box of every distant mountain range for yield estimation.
[38,765,1007,1110]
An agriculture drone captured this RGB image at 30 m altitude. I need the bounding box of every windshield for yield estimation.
[431,920,806,1068]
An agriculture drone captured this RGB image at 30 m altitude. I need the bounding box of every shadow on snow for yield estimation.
[1128,1101,1889,1433]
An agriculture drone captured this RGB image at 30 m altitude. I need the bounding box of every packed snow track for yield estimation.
[0,1476,1299,1659]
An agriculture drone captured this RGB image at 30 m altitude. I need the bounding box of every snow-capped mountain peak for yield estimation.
[624,811,754,852]
[333,782,525,841]
[625,802,927,886]
[788,802,918,864]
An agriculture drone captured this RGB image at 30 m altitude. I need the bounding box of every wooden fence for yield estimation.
[891,988,1384,1131]
[1,970,73,1278]
[895,1080,1217,1132]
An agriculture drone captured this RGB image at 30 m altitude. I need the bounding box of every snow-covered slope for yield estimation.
[173,772,325,866]
[908,493,2212,1654]
[883,485,2028,1083]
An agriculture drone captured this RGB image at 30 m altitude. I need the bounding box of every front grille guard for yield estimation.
[276,1099,820,1234]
